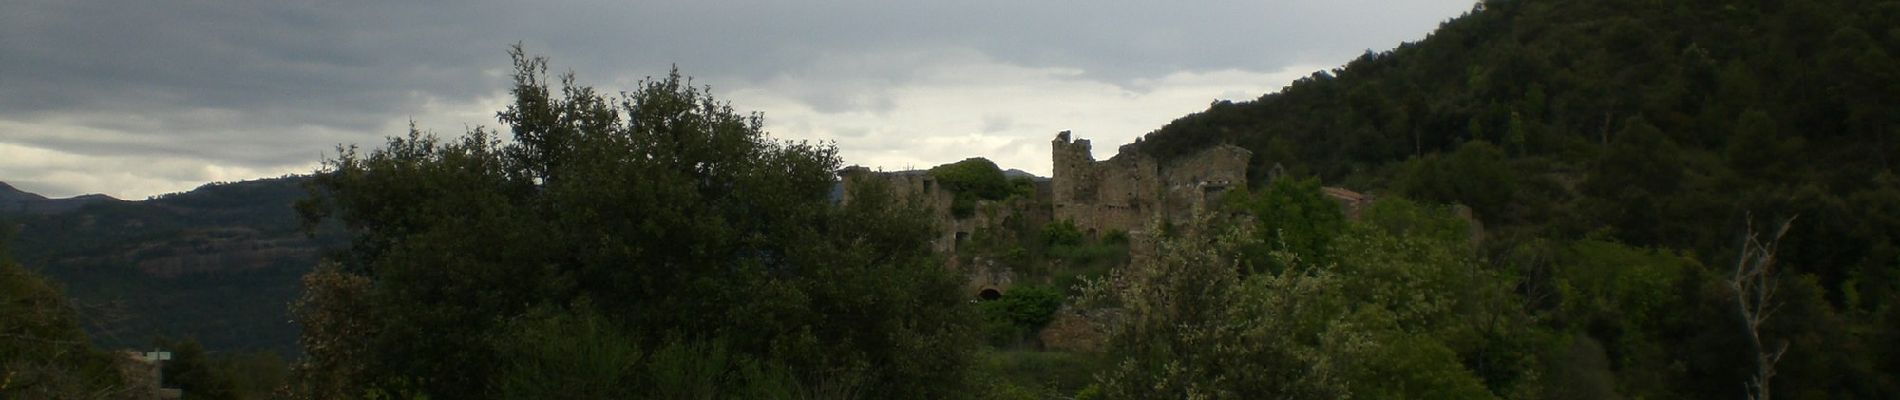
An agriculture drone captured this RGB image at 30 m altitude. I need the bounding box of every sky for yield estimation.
[0,0,1476,199]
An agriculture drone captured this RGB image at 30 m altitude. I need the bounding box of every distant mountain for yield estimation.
[1,177,342,356]
[1003,169,1050,182]
[0,182,122,215]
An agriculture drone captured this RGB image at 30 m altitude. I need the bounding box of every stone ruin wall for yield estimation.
[839,167,961,254]
[841,131,1254,300]
[1051,131,1252,239]
[837,166,1046,298]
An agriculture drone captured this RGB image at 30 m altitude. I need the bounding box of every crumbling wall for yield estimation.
[840,131,1256,302]
[1051,131,1251,239]
[838,166,1047,288]
[839,166,960,254]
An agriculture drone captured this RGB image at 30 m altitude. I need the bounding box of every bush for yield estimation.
[293,48,975,399]
[1042,220,1085,248]
[978,286,1065,346]
[930,158,1014,218]
[974,350,1107,399]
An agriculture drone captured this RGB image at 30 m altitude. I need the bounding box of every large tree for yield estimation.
[1,227,149,399]
[292,46,973,398]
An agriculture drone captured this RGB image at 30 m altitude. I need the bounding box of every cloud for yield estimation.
[727,50,1323,176]
[0,0,1475,198]
[0,142,314,200]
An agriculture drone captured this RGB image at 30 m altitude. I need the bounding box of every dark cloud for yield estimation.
[0,0,1473,197]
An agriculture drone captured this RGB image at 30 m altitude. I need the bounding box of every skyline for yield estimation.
[1,0,1476,199]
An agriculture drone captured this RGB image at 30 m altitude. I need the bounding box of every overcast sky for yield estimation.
[1,0,1474,199]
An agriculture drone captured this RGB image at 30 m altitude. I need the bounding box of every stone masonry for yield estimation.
[840,131,1253,299]
[1051,131,1251,239]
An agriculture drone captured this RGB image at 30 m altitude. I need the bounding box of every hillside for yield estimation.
[1123,0,1900,396]
[0,182,124,215]
[1136,0,1900,283]
[0,177,341,355]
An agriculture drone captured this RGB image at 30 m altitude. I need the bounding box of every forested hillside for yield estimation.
[1120,0,1900,397]
[3,177,342,355]
[1141,0,1899,280]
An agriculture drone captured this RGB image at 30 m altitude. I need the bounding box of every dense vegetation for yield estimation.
[0,227,147,398]
[928,157,1037,218]
[286,47,974,398]
[3,177,338,355]
[1116,0,1900,397]
[6,0,1897,398]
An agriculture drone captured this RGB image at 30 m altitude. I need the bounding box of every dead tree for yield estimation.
[1730,215,1794,400]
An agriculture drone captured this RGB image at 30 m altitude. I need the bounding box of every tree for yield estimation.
[157,338,238,400]
[1731,216,1795,400]
[1224,176,1347,272]
[1395,140,1517,221]
[1082,205,1508,399]
[928,157,1015,218]
[293,47,973,398]
[0,226,147,399]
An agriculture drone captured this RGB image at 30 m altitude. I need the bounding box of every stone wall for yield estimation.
[839,166,960,254]
[842,131,1254,300]
[838,166,1047,290]
[1051,131,1252,239]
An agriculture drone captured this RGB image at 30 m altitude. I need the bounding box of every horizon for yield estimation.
[1,1,1476,199]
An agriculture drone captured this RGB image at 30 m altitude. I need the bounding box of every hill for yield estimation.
[1123,0,1899,396]
[0,177,342,355]
[0,182,124,214]
[1138,0,1900,311]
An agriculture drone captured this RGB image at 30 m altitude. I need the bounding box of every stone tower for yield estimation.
[1049,130,1252,239]
[1051,130,1103,234]
[1051,130,1094,206]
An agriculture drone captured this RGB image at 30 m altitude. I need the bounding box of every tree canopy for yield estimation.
[291,46,974,398]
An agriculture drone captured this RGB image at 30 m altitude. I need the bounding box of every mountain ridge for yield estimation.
[1,176,342,355]
[0,181,122,215]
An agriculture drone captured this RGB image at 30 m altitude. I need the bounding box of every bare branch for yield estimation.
[1730,213,1795,400]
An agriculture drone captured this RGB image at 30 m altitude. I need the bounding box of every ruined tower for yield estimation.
[1049,131,1252,239]
[1051,130,1096,215]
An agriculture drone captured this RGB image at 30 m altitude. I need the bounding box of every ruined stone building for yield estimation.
[838,131,1253,299]
[839,131,1395,349]
[841,131,1252,255]
[1050,131,1251,239]
[836,166,1049,257]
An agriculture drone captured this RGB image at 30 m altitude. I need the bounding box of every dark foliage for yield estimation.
[1124,0,1900,397]
[291,47,975,398]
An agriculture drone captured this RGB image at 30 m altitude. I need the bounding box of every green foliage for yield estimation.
[1552,241,1698,344]
[158,338,238,400]
[1123,6,1900,372]
[293,48,974,399]
[2,177,338,355]
[930,158,1015,218]
[1224,176,1347,272]
[1035,220,1128,273]
[491,310,644,399]
[1351,333,1497,400]
[1358,196,1473,244]
[152,337,293,400]
[1083,202,1542,398]
[0,228,142,399]
[977,286,1064,346]
[930,158,1013,200]
[1395,140,1517,221]
[1041,220,1085,248]
[972,350,1106,400]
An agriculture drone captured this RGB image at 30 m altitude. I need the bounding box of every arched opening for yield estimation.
[978,288,1002,301]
